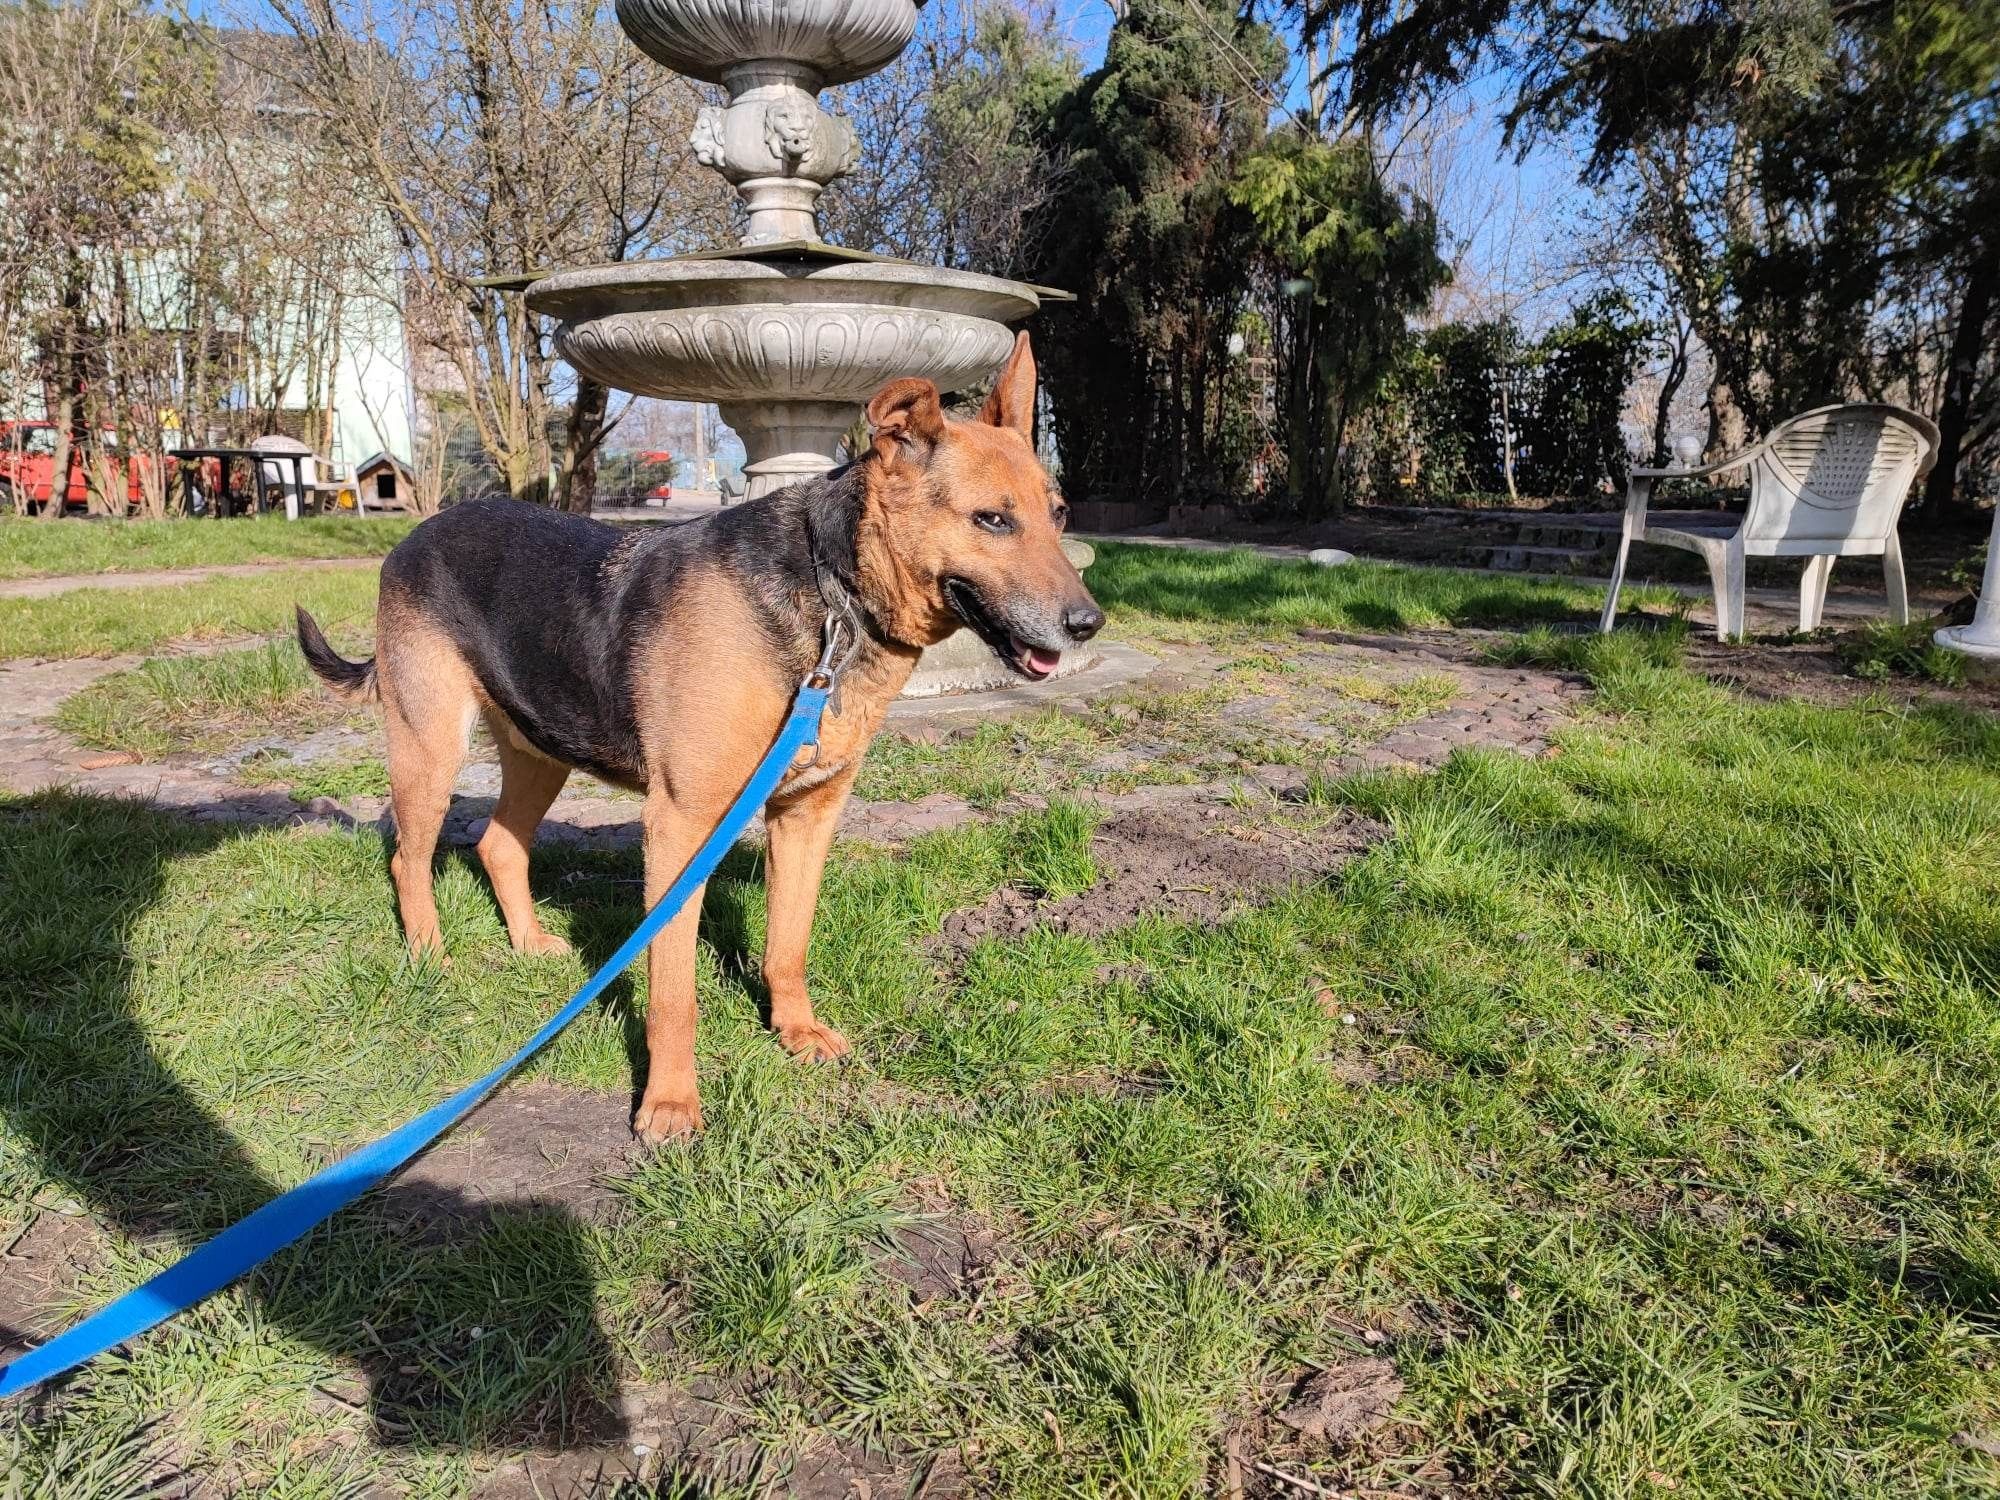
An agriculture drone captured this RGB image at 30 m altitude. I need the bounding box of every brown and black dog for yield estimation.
[295,333,1100,1142]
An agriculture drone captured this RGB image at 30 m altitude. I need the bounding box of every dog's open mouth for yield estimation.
[945,578,1062,681]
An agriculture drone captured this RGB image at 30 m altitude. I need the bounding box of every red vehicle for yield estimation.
[640,449,672,503]
[0,421,153,512]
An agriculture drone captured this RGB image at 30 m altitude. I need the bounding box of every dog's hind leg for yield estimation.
[477,721,571,956]
[378,620,475,960]
[761,769,858,1061]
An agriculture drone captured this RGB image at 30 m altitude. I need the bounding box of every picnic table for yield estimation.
[168,446,323,520]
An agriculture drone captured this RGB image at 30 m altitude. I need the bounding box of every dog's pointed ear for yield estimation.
[867,377,945,467]
[979,331,1036,439]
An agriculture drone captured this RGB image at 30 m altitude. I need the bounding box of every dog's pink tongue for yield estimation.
[1026,647,1062,675]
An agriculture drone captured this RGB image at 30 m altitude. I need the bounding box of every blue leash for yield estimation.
[0,668,835,1400]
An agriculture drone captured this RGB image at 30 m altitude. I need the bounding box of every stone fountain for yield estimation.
[525,0,1103,696]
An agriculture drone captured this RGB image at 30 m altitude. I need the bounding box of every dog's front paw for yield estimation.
[777,1021,851,1062]
[632,1093,704,1145]
[515,929,572,957]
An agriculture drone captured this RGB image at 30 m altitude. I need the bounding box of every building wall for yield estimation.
[260,216,416,477]
[322,287,415,475]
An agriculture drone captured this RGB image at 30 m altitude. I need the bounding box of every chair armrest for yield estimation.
[1630,447,1759,481]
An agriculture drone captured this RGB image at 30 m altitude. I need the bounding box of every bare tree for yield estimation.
[821,0,1075,276]
[251,0,729,511]
[0,3,370,520]
[0,0,190,518]
[404,393,468,516]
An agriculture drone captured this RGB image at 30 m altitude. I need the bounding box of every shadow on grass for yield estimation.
[0,791,624,1454]
[699,845,775,1023]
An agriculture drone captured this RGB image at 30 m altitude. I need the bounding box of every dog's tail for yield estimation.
[296,606,379,704]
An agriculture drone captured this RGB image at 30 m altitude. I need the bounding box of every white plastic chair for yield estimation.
[1599,403,1939,640]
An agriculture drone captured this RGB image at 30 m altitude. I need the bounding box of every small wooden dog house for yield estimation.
[354,451,414,511]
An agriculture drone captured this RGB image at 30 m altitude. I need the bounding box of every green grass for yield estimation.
[232,748,393,804]
[6,549,2000,1493]
[1489,617,1694,675]
[54,641,358,758]
[0,565,378,659]
[859,711,1117,807]
[856,686,1285,808]
[855,645,1478,810]
[0,1412,160,1500]
[1014,797,1100,898]
[1088,540,1675,633]
[49,644,364,768]
[0,513,413,580]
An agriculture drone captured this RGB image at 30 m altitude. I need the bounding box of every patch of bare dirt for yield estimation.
[0,556,382,601]
[1220,1356,1438,1500]
[940,803,1387,949]
[1275,1359,1405,1444]
[1686,630,2000,710]
[474,1376,965,1498]
[0,1210,102,1365]
[0,1087,632,1370]
[880,1213,1004,1307]
[386,1082,638,1233]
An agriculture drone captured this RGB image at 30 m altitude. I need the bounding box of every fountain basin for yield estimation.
[614,0,918,87]
[530,257,1038,398]
[527,255,1041,495]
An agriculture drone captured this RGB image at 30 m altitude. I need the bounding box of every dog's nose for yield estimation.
[1064,602,1105,642]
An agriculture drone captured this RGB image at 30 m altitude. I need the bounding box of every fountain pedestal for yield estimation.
[1935,503,2000,662]
[717,399,854,499]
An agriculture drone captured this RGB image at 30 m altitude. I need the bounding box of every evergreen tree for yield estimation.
[1231,127,1449,513]
[1022,0,1284,508]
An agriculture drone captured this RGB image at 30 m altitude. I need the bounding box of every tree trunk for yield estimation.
[558,376,610,514]
[40,268,86,521]
[508,452,549,505]
[1719,121,1767,435]
[1188,332,1209,474]
[80,384,125,517]
[1925,232,1996,516]
[44,398,75,521]
[1651,318,1691,466]
[1287,297,1309,510]
[1324,381,1350,517]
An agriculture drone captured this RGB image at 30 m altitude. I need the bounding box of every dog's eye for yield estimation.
[973,510,1015,535]
[1050,501,1069,530]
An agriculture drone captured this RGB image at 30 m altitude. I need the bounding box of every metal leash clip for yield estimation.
[808,610,844,690]
[810,602,863,697]
[797,608,862,769]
